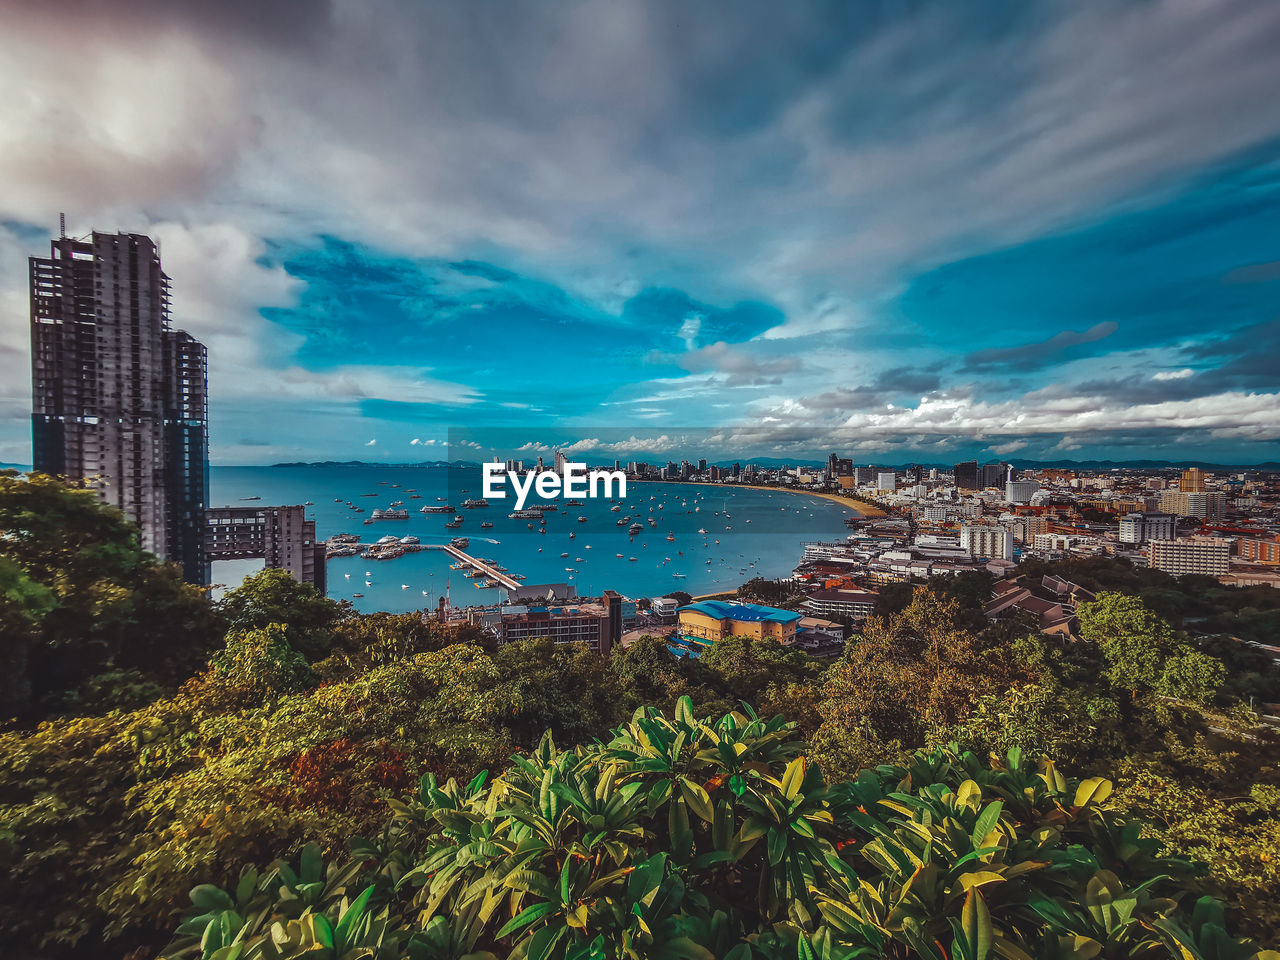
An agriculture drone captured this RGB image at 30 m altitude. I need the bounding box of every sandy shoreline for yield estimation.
[629,477,886,518]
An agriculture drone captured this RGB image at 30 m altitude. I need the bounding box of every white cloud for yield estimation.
[1152,368,1195,381]
[990,440,1028,455]
[365,438,377,446]
[677,313,703,350]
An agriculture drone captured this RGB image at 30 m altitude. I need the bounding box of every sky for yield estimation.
[2,0,1280,466]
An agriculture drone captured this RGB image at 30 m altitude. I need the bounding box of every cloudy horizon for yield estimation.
[3,0,1280,466]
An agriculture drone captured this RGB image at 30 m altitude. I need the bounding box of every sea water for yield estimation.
[210,464,859,612]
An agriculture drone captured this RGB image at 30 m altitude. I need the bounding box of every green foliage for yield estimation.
[1078,593,1227,703]
[209,623,319,697]
[815,587,1029,761]
[156,701,1277,960]
[0,470,221,718]
[1016,556,1280,668]
[219,567,349,662]
[494,638,625,747]
[737,577,799,607]
[3,540,1279,959]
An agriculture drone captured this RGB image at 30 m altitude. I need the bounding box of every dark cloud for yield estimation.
[799,364,944,411]
[652,342,800,387]
[1223,259,1280,284]
[961,321,1118,373]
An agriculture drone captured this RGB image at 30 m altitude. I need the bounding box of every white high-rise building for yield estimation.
[1005,479,1040,504]
[1119,512,1177,545]
[960,523,1014,561]
[876,471,897,491]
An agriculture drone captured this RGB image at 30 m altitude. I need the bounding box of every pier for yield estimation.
[425,543,521,590]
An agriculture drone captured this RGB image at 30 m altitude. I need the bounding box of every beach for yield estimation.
[631,477,887,518]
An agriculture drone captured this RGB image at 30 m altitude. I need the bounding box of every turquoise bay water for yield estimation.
[210,465,857,613]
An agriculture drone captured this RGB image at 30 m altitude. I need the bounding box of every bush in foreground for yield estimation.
[158,699,1277,960]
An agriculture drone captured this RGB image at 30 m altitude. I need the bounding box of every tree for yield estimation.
[698,633,821,707]
[218,567,348,662]
[1078,592,1226,703]
[816,587,1029,766]
[493,638,624,747]
[0,470,220,718]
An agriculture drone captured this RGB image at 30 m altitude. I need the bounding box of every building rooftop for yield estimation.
[678,599,802,624]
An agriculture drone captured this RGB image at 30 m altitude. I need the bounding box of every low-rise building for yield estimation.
[498,592,622,655]
[1237,535,1280,565]
[802,587,878,620]
[678,600,801,645]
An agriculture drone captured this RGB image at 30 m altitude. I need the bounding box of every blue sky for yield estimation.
[2,0,1280,465]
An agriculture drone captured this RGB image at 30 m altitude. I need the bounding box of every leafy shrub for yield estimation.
[157,699,1277,960]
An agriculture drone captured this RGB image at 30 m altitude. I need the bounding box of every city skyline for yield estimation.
[3,1,1280,465]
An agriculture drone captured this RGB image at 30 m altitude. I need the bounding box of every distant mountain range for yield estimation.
[270,460,460,468]
[267,457,1280,472]
[707,457,1280,471]
[1004,458,1280,471]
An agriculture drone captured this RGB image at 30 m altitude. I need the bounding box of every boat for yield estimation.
[616,553,624,558]
[565,499,584,506]
[239,496,261,500]
[445,518,463,529]
[616,517,629,526]
[610,505,621,512]
[629,557,638,562]
[450,537,469,549]
[480,521,494,529]
[628,523,643,534]
[304,501,313,506]
[462,498,489,508]
[508,509,544,519]
[422,504,453,513]
[399,536,420,545]
[568,532,576,539]
[697,528,707,534]
[560,552,569,558]
[352,593,364,598]
[666,533,676,541]
[333,498,344,502]
[370,508,409,520]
